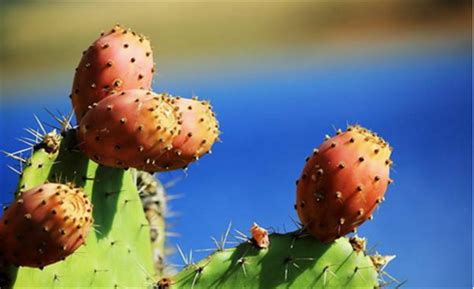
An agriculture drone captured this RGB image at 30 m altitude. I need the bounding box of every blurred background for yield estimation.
[0,1,471,287]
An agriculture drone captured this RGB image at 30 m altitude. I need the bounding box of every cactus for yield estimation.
[77,89,180,171]
[165,229,383,289]
[296,125,393,242]
[1,23,400,289]
[71,24,154,121]
[1,129,156,288]
[0,183,93,268]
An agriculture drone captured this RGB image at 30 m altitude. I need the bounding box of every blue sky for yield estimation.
[0,39,471,287]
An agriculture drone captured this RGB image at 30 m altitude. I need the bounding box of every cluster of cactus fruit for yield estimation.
[73,25,219,172]
[0,24,398,288]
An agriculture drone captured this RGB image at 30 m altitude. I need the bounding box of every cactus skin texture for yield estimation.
[77,89,180,172]
[167,231,379,289]
[137,171,167,276]
[296,125,393,242]
[0,183,93,268]
[71,24,154,121]
[3,130,155,288]
[155,97,220,171]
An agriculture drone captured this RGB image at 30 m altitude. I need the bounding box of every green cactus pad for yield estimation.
[5,130,156,288]
[170,231,379,289]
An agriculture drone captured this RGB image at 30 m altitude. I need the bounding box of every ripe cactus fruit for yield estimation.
[166,230,381,288]
[154,97,220,171]
[296,125,393,242]
[71,24,154,121]
[0,183,92,268]
[77,89,180,172]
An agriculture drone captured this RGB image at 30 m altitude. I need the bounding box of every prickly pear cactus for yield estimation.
[3,129,155,288]
[1,22,399,289]
[168,231,380,289]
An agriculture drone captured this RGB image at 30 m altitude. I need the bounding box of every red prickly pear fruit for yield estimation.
[77,89,180,172]
[71,24,155,122]
[0,183,93,268]
[153,97,220,171]
[295,125,393,243]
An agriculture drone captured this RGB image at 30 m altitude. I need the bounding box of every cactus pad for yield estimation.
[3,130,155,288]
[168,231,380,288]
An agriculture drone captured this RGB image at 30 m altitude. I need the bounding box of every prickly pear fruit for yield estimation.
[153,97,219,170]
[71,24,154,121]
[77,89,179,172]
[296,125,393,242]
[0,183,93,268]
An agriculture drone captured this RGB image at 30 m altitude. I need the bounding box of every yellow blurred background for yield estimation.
[1,0,470,91]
